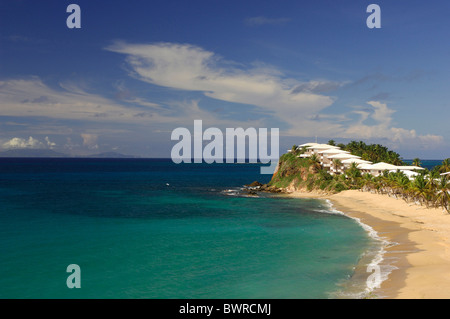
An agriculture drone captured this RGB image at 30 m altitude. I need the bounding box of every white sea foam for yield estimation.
[222,190,238,196]
[321,199,397,298]
[313,199,345,216]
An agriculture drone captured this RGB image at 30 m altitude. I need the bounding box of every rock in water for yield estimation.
[245,181,263,187]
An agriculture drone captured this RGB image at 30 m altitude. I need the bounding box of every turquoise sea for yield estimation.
[0,158,382,299]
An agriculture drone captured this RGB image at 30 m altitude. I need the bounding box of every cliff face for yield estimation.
[263,141,408,195]
[268,152,312,189]
[265,151,347,194]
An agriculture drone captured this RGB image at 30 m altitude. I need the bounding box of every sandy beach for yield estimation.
[288,189,450,299]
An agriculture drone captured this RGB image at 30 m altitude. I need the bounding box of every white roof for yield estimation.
[358,164,374,170]
[316,148,349,154]
[341,158,372,164]
[441,172,450,176]
[306,144,339,150]
[359,162,399,171]
[396,165,425,171]
[327,153,360,159]
[298,143,318,148]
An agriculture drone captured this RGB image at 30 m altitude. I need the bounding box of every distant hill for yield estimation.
[0,149,67,157]
[87,152,136,158]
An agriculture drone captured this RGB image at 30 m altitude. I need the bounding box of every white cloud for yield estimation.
[0,77,161,123]
[342,101,444,148]
[367,100,395,125]
[0,43,443,156]
[3,136,44,149]
[104,42,445,150]
[344,101,410,140]
[81,133,99,149]
[0,76,261,130]
[105,42,336,129]
[45,136,56,149]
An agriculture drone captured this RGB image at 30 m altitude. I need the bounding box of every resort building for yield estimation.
[295,142,424,178]
[317,149,350,172]
[299,144,339,159]
[357,162,399,177]
[357,163,425,177]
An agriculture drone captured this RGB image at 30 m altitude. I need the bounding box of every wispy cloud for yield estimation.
[0,75,261,138]
[105,41,336,130]
[0,77,162,123]
[104,41,444,150]
[351,70,428,88]
[343,101,443,146]
[291,80,348,94]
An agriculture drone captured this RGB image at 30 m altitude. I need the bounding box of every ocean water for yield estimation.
[0,158,380,299]
[403,159,443,171]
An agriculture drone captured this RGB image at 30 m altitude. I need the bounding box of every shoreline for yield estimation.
[286,189,450,299]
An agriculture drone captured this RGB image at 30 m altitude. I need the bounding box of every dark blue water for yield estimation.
[403,159,442,171]
[0,158,375,298]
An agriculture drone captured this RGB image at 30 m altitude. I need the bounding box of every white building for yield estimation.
[294,142,424,177]
[358,162,424,177]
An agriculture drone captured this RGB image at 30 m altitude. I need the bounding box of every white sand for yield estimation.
[288,189,450,299]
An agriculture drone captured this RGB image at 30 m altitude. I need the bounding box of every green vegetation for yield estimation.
[268,141,450,213]
[268,150,354,194]
[340,140,404,165]
[358,170,450,213]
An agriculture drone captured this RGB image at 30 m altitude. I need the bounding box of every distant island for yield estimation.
[86,152,136,158]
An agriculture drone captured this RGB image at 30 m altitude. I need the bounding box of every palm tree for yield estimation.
[412,158,422,167]
[308,154,322,173]
[346,162,362,188]
[300,146,307,154]
[361,173,375,192]
[391,157,404,166]
[393,172,410,200]
[426,169,440,194]
[411,175,430,207]
[439,158,450,173]
[327,140,336,146]
[435,176,450,213]
[332,159,342,174]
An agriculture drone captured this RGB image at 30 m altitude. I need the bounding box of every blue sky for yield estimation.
[0,0,449,159]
